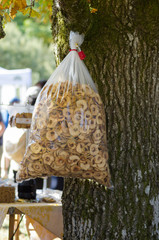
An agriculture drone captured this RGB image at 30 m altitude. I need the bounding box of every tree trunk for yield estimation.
[0,16,5,39]
[52,1,159,239]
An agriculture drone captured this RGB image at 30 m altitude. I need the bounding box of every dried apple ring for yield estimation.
[93,129,102,141]
[30,142,42,154]
[76,100,87,110]
[83,171,93,178]
[89,118,96,129]
[69,124,80,137]
[81,84,94,96]
[90,104,99,115]
[91,158,97,168]
[76,142,85,153]
[30,153,41,161]
[57,96,69,107]
[74,88,85,99]
[94,154,103,164]
[47,116,58,128]
[80,160,90,170]
[68,155,80,166]
[54,157,66,170]
[58,150,69,159]
[73,108,84,123]
[80,125,90,134]
[96,114,103,125]
[96,158,106,168]
[28,160,43,173]
[46,142,58,153]
[70,165,82,174]
[93,171,103,180]
[90,144,99,155]
[46,131,58,141]
[67,139,76,149]
[42,153,54,165]
[84,110,92,121]
[63,108,73,120]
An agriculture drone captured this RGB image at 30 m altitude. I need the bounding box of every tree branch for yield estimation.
[59,0,91,33]
[0,16,5,39]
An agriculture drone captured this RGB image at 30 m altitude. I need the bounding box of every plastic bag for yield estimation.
[17,31,111,187]
[2,126,26,164]
[2,103,33,164]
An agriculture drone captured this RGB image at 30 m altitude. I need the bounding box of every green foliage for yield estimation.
[0,22,55,84]
[14,12,52,45]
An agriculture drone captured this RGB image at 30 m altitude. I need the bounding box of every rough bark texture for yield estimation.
[52,0,159,239]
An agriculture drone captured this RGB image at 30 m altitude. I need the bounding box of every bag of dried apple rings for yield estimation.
[17,31,112,188]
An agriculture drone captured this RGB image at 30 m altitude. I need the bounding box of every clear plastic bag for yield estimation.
[17,31,111,187]
[2,104,33,164]
[2,125,26,164]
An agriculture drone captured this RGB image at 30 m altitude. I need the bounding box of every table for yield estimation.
[0,202,63,239]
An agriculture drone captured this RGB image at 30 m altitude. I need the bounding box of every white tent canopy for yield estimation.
[0,67,32,86]
[0,67,32,104]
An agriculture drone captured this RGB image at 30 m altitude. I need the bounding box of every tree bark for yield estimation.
[0,16,5,39]
[52,0,159,239]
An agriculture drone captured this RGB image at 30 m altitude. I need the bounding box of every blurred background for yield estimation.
[0,11,55,105]
[0,6,63,240]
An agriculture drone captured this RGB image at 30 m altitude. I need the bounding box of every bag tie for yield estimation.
[69,49,86,60]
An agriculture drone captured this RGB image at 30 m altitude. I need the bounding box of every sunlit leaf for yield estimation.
[17,0,27,10]
[0,0,54,24]
[30,9,40,18]
[13,1,25,10]
[10,7,17,17]
[4,11,11,21]
[90,8,98,13]
[1,0,11,8]
[21,0,27,8]
[20,7,30,15]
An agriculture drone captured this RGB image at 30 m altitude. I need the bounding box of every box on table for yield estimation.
[0,186,15,203]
